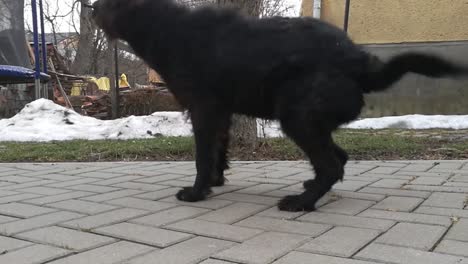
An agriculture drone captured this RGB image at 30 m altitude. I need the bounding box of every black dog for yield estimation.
[93,0,468,211]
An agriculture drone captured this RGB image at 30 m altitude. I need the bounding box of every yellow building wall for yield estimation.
[301,0,468,44]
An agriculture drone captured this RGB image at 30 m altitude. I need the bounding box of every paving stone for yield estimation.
[17,226,116,251]
[166,219,263,242]
[435,240,468,257]
[359,187,431,198]
[104,197,176,212]
[111,181,168,191]
[414,206,468,218]
[298,212,395,231]
[297,227,380,257]
[65,184,121,193]
[236,216,331,236]
[355,243,468,264]
[48,241,155,264]
[22,191,95,205]
[18,186,70,195]
[133,187,180,200]
[394,171,452,178]
[214,232,309,264]
[196,202,267,224]
[80,189,145,202]
[0,215,17,224]
[131,206,210,227]
[0,244,70,264]
[376,222,446,250]
[332,180,373,192]
[358,209,452,227]
[0,211,84,235]
[446,218,468,242]
[47,199,117,215]
[0,193,42,204]
[60,208,148,230]
[216,193,279,205]
[368,179,409,189]
[94,222,192,247]
[71,171,122,178]
[127,237,235,264]
[0,235,32,252]
[236,183,287,194]
[422,192,467,209]
[199,259,236,264]
[133,174,185,183]
[247,177,297,185]
[400,163,434,172]
[410,177,448,185]
[160,196,234,209]
[256,206,306,220]
[0,175,40,183]
[367,166,400,174]
[318,198,375,215]
[372,196,424,212]
[91,175,146,186]
[403,185,468,193]
[332,190,386,202]
[0,202,56,218]
[46,178,101,188]
[273,251,379,264]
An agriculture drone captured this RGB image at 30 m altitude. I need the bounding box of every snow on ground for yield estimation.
[0,99,467,142]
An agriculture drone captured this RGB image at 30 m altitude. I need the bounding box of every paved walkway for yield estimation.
[0,161,467,264]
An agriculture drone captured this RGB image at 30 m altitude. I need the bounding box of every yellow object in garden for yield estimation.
[119,73,130,88]
[70,82,85,96]
[96,77,111,91]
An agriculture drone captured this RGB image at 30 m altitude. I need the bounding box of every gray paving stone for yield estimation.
[65,184,121,193]
[372,196,424,212]
[446,218,468,242]
[214,232,309,264]
[0,175,41,183]
[376,222,446,250]
[127,237,235,264]
[318,198,375,215]
[369,179,409,189]
[18,186,70,195]
[0,193,42,204]
[22,191,95,205]
[237,183,287,194]
[414,206,468,218]
[48,241,155,264]
[0,244,70,264]
[297,227,380,257]
[298,212,395,231]
[166,219,264,242]
[359,187,431,198]
[133,174,185,183]
[17,226,116,251]
[94,222,192,247]
[0,235,32,252]
[400,163,434,172]
[0,202,56,218]
[92,175,146,186]
[111,181,168,191]
[332,180,372,192]
[422,192,467,209]
[131,206,210,227]
[410,176,448,185]
[199,259,236,264]
[196,202,268,224]
[0,215,17,224]
[273,251,380,264]
[80,189,145,202]
[256,206,306,220]
[60,208,148,230]
[236,216,331,236]
[332,190,386,202]
[358,209,452,227]
[0,211,84,235]
[160,196,234,209]
[367,166,401,174]
[247,176,297,185]
[46,178,100,188]
[104,197,176,212]
[47,199,117,215]
[216,193,279,205]
[435,240,468,257]
[355,243,468,264]
[403,184,468,193]
[133,187,180,200]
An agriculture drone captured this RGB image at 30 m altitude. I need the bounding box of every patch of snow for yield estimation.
[1,99,468,142]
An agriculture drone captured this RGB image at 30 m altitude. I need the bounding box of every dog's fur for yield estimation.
[93,0,468,211]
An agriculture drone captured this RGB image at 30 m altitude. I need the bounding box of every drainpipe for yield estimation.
[343,0,351,32]
[313,0,321,19]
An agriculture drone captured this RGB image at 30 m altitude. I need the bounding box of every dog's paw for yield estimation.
[278,195,316,212]
[210,176,226,187]
[176,187,210,202]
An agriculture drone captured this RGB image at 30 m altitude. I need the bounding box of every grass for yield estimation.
[0,129,467,162]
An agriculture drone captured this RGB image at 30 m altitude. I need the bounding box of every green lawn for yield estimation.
[0,129,466,162]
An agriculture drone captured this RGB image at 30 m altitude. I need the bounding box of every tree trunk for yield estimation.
[218,0,261,149]
[70,0,96,75]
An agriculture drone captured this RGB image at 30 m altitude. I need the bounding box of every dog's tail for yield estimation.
[361,52,468,93]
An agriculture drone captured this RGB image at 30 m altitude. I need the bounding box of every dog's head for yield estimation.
[92,0,148,39]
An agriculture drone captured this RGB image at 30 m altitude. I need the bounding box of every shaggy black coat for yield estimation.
[92,0,468,211]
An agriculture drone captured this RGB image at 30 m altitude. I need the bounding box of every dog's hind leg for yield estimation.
[176,108,228,202]
[278,118,344,211]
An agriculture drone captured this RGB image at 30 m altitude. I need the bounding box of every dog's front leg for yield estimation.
[176,109,217,202]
